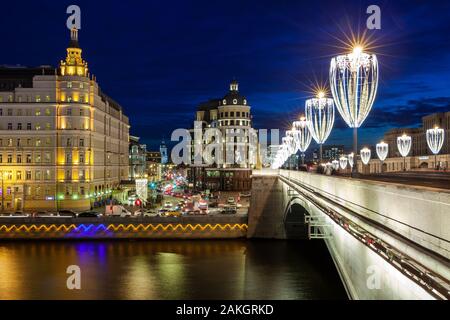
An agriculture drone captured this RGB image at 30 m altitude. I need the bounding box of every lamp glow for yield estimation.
[292,116,312,165]
[426,127,444,155]
[361,147,371,165]
[332,160,339,170]
[348,153,354,168]
[339,156,348,170]
[305,94,335,161]
[376,141,388,161]
[397,134,411,171]
[330,46,379,174]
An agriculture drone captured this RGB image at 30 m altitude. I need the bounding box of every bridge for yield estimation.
[248,169,450,300]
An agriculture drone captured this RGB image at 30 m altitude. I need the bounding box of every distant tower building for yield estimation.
[160,140,168,164]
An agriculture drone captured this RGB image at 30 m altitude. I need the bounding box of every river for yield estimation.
[0,239,347,299]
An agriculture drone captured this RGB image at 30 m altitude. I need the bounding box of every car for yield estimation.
[134,209,157,217]
[164,202,173,209]
[227,197,236,204]
[0,212,30,218]
[32,211,56,218]
[58,210,78,218]
[186,209,201,215]
[158,209,168,217]
[78,211,101,218]
[166,210,182,217]
[240,192,251,197]
[221,207,237,214]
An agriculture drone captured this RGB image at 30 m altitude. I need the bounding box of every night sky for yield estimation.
[1,0,449,152]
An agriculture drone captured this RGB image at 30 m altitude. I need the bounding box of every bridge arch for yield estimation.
[283,197,311,239]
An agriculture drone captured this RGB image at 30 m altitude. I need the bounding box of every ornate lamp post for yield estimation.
[330,46,379,175]
[397,134,412,171]
[305,91,335,163]
[292,116,312,165]
[282,135,296,169]
[376,141,388,173]
[339,156,348,170]
[426,127,445,170]
[332,160,339,170]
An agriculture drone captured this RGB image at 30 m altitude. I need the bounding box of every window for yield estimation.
[18,96,22,102]
[25,171,31,180]
[45,137,51,145]
[0,109,2,116]
[7,154,12,163]
[45,123,51,130]
[7,139,12,147]
[67,82,72,88]
[17,109,22,116]
[7,123,12,130]
[36,186,41,196]
[67,96,72,103]
[17,154,22,163]
[27,123,31,130]
[80,108,84,116]
[35,123,41,130]
[35,108,41,116]
[35,170,41,180]
[7,109,12,116]
[35,95,41,102]
[26,154,32,163]
[45,96,50,102]
[230,112,235,117]
[16,171,22,180]
[66,108,72,116]
[44,152,51,163]
[45,108,51,115]
[65,170,72,180]
[80,186,85,195]
[80,82,84,89]
[36,139,41,147]
[0,154,2,163]
[45,170,51,180]
[79,138,84,147]
[35,153,41,163]
[67,138,72,147]
[17,123,22,130]
[65,152,72,164]
[79,153,85,164]
[79,170,85,181]
[27,139,31,146]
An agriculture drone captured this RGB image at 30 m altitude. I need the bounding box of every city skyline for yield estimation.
[1,1,449,152]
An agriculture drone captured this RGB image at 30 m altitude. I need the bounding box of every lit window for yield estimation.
[67,82,72,88]
[35,108,41,116]
[35,95,41,102]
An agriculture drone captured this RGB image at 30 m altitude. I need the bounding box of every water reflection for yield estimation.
[0,240,346,300]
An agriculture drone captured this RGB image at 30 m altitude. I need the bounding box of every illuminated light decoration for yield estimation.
[332,160,339,170]
[426,127,445,170]
[360,147,371,165]
[330,46,379,174]
[305,92,335,162]
[376,141,388,161]
[348,153,354,168]
[292,116,312,165]
[282,134,296,156]
[339,156,348,170]
[0,224,249,238]
[397,134,412,171]
[426,127,444,155]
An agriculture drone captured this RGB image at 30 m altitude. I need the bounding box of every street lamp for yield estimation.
[397,134,412,171]
[339,156,348,170]
[426,127,445,170]
[376,141,388,173]
[348,152,354,169]
[361,147,371,166]
[332,160,339,170]
[305,91,335,163]
[292,116,312,165]
[330,46,379,175]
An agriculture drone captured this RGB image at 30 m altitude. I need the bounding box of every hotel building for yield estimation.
[188,80,256,191]
[0,28,129,212]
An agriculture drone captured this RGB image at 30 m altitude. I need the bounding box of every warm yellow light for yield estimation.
[317,91,325,99]
[352,45,363,55]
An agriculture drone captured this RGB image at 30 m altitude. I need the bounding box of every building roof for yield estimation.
[0,65,57,91]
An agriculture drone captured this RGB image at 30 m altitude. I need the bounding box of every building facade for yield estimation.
[146,150,162,182]
[187,80,256,191]
[0,28,129,212]
[129,135,147,180]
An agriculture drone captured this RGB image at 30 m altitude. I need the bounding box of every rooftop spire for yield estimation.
[68,27,80,48]
[230,79,239,92]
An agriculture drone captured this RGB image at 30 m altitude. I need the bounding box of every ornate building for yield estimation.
[188,80,256,191]
[0,28,129,211]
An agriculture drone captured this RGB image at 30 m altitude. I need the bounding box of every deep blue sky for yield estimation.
[1,0,449,151]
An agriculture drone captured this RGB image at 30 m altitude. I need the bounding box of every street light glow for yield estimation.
[360,147,371,165]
